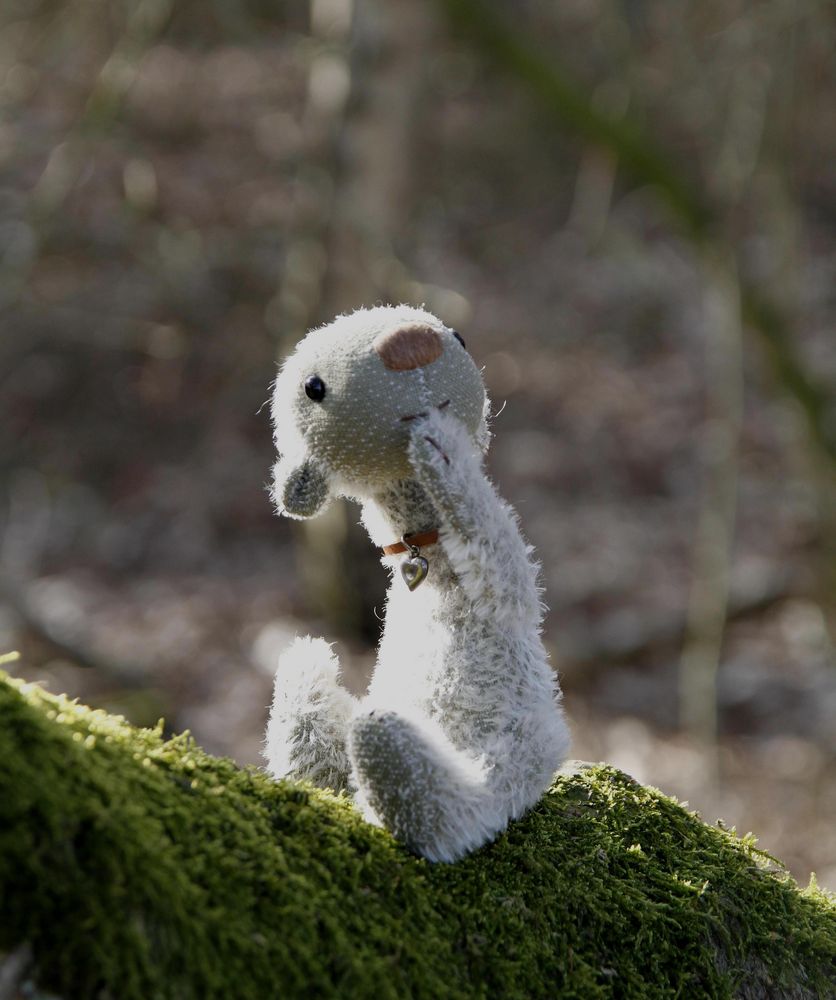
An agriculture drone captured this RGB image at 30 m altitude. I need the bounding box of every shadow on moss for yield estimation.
[0,671,833,999]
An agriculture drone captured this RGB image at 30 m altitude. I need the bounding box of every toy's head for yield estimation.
[270,305,487,518]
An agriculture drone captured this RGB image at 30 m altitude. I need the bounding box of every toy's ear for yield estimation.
[271,454,332,519]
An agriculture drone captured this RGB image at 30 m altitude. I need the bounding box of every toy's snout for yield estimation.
[373,323,443,372]
[271,454,331,520]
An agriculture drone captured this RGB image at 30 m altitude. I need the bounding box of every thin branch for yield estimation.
[679,253,744,751]
[740,290,836,466]
[440,0,711,238]
[437,0,836,470]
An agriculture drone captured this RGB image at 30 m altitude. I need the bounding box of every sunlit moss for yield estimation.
[0,671,833,999]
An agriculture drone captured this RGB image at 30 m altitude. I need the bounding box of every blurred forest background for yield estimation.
[1,0,834,889]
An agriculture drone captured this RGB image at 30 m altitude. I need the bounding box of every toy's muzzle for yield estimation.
[271,454,331,519]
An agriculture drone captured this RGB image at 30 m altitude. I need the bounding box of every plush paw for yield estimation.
[272,635,340,701]
[407,408,481,482]
[264,635,356,789]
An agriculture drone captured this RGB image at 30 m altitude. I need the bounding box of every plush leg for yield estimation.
[348,710,510,862]
[264,636,357,792]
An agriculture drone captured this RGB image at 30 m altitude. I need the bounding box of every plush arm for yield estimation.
[407,409,542,624]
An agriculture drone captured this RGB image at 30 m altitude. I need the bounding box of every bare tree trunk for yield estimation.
[272,0,437,644]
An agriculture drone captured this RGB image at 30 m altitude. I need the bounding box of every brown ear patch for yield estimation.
[373,323,443,371]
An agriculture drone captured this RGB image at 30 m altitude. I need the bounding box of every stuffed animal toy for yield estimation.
[265,305,570,862]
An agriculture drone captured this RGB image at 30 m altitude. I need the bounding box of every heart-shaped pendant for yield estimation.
[401,554,429,591]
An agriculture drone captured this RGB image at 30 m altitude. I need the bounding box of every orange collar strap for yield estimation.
[379,529,439,557]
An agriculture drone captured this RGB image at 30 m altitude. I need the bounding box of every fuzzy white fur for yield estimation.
[264,305,570,862]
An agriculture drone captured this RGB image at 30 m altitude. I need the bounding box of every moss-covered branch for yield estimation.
[1,673,834,998]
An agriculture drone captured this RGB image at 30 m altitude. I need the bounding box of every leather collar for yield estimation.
[379,529,439,557]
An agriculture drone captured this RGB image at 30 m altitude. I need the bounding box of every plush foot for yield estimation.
[264,636,357,791]
[348,710,504,862]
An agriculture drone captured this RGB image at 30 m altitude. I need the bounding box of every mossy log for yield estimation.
[1,672,833,1000]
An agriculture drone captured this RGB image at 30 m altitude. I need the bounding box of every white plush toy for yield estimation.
[265,305,570,862]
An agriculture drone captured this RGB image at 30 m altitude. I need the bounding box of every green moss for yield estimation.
[0,672,833,1000]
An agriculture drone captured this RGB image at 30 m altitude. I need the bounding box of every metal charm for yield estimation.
[400,537,429,591]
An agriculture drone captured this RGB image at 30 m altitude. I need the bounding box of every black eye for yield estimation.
[451,330,466,350]
[304,375,326,402]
